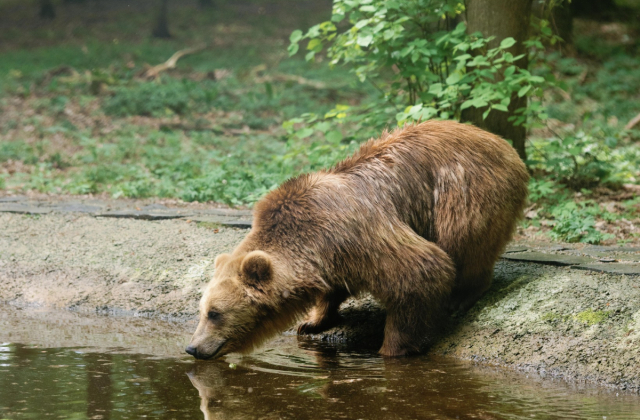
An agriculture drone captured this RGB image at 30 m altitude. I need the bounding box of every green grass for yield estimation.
[0,1,376,205]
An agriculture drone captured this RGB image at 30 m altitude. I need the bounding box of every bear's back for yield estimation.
[252,120,528,269]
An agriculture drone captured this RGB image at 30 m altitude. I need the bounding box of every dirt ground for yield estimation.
[0,211,639,393]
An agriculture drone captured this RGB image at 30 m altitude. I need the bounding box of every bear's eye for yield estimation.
[208,310,221,321]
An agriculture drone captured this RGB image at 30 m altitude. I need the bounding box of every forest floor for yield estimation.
[0,195,639,393]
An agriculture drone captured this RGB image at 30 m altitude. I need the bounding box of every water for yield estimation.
[1,306,639,420]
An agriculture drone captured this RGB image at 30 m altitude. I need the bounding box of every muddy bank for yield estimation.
[0,211,639,392]
[0,212,246,319]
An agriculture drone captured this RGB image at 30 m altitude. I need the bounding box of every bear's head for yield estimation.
[186,250,306,359]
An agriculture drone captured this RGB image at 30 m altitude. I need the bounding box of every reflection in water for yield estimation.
[0,307,639,419]
[86,353,113,420]
[187,338,640,420]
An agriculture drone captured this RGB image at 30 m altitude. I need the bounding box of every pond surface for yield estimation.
[1,306,639,420]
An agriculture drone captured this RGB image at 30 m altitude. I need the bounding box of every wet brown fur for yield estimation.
[188,120,529,357]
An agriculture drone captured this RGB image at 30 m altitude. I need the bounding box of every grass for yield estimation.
[0,1,639,244]
[0,0,373,206]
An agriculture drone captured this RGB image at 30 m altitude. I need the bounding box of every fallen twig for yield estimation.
[624,112,640,131]
[141,44,207,79]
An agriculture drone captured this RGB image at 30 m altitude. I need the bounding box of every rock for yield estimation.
[572,264,640,275]
[219,220,252,229]
[199,208,253,217]
[501,252,593,266]
[505,246,528,253]
[0,196,27,202]
[53,203,103,214]
[95,210,190,220]
[0,203,52,214]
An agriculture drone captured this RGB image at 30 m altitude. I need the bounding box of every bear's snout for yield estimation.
[185,338,227,359]
[185,345,198,357]
[185,344,212,360]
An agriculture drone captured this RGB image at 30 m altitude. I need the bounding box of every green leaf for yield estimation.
[355,19,370,29]
[499,37,516,49]
[357,34,373,47]
[503,66,516,78]
[296,128,314,139]
[326,130,343,143]
[517,85,531,97]
[287,43,299,57]
[307,38,322,51]
[290,30,303,43]
[460,99,474,110]
[445,72,462,85]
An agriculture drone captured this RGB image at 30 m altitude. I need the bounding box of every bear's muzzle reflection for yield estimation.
[185,340,364,420]
[185,338,502,420]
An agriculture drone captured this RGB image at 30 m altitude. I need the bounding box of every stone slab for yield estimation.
[564,250,640,262]
[572,263,640,275]
[95,210,191,220]
[501,252,594,266]
[53,203,103,214]
[505,246,528,253]
[219,220,252,229]
[141,204,170,211]
[615,247,640,253]
[0,196,27,202]
[199,208,253,217]
[0,203,52,214]
[537,245,572,252]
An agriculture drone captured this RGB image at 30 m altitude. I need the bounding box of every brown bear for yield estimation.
[186,120,529,359]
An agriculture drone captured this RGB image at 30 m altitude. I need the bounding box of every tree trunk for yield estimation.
[462,0,533,161]
[152,0,171,39]
[39,0,56,19]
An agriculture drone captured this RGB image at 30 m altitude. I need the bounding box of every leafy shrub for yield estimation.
[550,201,614,244]
[528,125,633,190]
[103,79,218,117]
[286,0,554,146]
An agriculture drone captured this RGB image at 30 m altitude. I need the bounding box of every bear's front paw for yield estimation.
[297,321,324,335]
[379,338,421,357]
[297,316,340,335]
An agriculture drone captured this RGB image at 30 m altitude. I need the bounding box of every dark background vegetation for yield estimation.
[0,0,639,245]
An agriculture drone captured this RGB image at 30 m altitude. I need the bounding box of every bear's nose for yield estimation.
[185,345,198,357]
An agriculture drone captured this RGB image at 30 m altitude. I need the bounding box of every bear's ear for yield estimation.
[239,251,273,288]
[214,253,232,269]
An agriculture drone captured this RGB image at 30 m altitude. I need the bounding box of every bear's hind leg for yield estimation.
[297,288,349,335]
[379,308,423,357]
[449,268,493,313]
[375,232,456,357]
